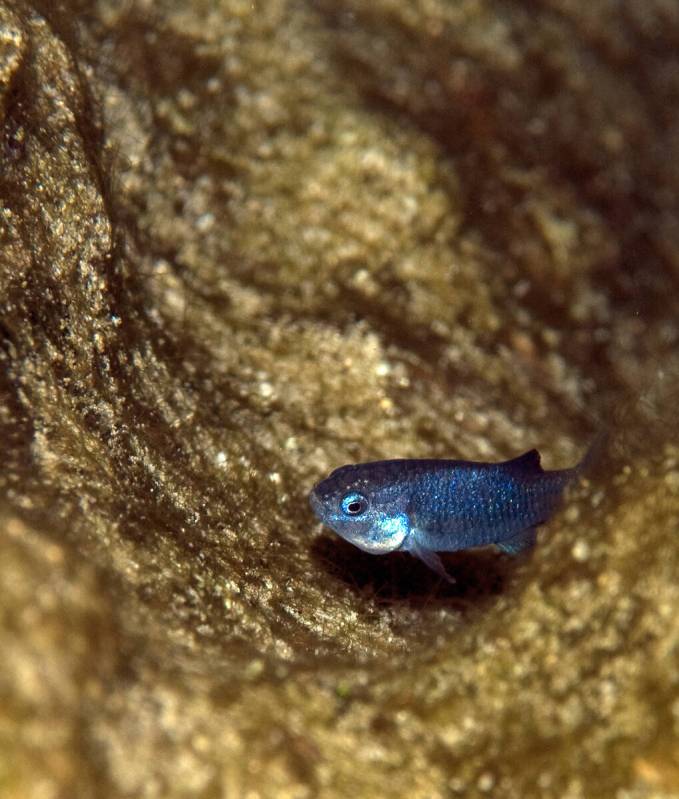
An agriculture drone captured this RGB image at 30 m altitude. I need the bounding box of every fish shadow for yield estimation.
[311,534,515,608]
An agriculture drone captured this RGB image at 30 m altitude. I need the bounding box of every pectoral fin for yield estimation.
[409,543,455,583]
[497,527,537,555]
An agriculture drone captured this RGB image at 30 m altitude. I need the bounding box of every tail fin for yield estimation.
[576,429,608,476]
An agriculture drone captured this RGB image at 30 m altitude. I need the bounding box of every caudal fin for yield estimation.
[577,429,608,476]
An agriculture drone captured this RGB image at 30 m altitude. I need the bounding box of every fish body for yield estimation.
[309,445,592,581]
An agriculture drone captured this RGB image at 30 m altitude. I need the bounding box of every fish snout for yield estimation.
[308,487,325,521]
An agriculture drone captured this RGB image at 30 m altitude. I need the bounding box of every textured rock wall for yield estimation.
[1,1,679,797]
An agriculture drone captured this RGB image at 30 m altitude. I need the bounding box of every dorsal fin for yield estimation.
[504,448,543,474]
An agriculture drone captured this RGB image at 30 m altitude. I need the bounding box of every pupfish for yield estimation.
[309,439,600,582]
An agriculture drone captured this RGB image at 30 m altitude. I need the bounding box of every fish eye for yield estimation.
[340,492,368,516]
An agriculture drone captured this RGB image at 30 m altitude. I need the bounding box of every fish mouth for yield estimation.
[308,488,324,520]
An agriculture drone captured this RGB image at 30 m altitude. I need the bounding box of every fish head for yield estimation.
[309,462,410,554]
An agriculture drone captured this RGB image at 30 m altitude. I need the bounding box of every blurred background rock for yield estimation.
[1,1,678,797]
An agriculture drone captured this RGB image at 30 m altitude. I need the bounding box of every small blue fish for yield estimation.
[309,441,598,582]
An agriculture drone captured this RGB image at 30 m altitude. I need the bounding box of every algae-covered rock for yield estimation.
[1,1,678,797]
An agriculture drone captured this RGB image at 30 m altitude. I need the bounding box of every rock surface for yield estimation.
[1,1,679,797]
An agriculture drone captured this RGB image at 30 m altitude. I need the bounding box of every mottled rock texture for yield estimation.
[1,1,679,797]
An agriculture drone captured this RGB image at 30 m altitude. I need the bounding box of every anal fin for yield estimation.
[497,527,537,556]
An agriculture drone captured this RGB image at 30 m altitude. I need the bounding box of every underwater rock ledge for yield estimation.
[1,1,679,797]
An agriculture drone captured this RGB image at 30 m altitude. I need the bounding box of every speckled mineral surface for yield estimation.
[1,1,679,797]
